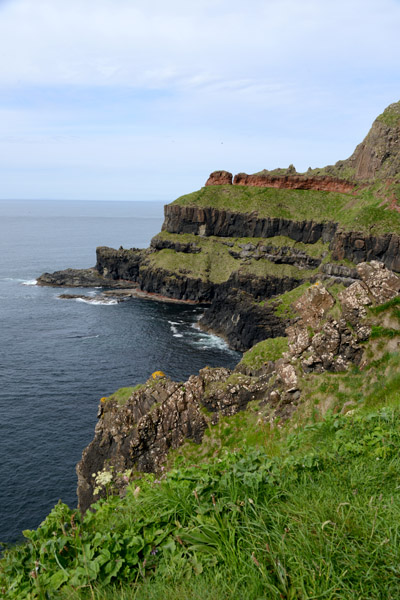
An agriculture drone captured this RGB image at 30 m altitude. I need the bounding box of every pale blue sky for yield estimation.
[0,0,399,201]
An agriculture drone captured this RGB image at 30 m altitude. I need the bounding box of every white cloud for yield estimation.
[0,0,399,87]
[0,0,399,199]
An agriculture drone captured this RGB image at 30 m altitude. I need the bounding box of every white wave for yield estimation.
[22,279,38,286]
[1,277,37,285]
[79,334,100,339]
[168,320,181,325]
[190,332,231,351]
[76,298,118,306]
[173,333,183,338]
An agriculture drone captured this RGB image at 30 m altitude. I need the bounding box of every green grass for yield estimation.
[172,182,400,235]
[105,387,137,406]
[155,230,331,259]
[3,404,400,599]
[146,239,317,285]
[145,245,239,284]
[376,101,400,128]
[261,282,311,319]
[239,337,289,370]
[370,326,400,339]
[369,295,400,316]
[3,288,400,598]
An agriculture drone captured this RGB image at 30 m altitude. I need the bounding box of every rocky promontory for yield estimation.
[34,99,400,511]
[76,260,400,511]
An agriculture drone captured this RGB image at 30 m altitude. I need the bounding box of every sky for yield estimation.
[0,0,399,201]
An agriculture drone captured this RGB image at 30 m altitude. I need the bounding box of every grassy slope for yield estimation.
[172,182,400,235]
[147,232,335,285]
[147,242,318,284]
[2,303,400,599]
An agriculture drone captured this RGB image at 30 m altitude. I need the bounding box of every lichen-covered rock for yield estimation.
[357,260,400,303]
[275,361,298,390]
[76,367,275,512]
[338,281,371,326]
[291,283,335,328]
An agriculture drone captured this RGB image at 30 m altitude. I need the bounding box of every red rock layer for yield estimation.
[232,173,356,193]
[205,170,233,185]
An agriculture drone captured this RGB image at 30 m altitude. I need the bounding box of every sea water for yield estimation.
[0,200,240,545]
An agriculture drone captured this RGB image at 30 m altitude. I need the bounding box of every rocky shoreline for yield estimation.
[35,99,400,511]
[76,260,400,512]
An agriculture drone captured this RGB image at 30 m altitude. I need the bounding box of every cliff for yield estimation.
[76,260,400,511]
[205,170,356,193]
[331,100,400,180]
[5,101,400,599]
[35,98,400,504]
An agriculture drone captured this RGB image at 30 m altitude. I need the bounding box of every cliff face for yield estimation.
[77,261,400,511]
[162,204,400,272]
[162,204,338,242]
[334,101,400,180]
[66,99,400,512]
[205,170,356,193]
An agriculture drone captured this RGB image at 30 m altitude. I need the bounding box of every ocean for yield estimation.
[0,200,240,546]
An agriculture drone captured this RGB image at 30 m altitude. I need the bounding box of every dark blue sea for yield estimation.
[0,200,240,546]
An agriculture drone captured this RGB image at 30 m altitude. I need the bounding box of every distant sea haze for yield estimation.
[0,200,240,545]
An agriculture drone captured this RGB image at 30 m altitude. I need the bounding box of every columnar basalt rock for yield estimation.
[95,246,145,281]
[162,204,338,242]
[162,204,400,273]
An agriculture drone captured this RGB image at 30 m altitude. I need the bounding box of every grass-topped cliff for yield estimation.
[172,182,400,235]
[3,262,400,599]
[7,100,400,599]
[2,297,400,598]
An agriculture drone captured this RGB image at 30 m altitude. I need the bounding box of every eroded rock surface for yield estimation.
[77,368,274,512]
[232,172,355,193]
[36,268,129,288]
[77,261,400,513]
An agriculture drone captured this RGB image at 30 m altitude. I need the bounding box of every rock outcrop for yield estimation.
[77,261,400,512]
[232,172,356,193]
[333,101,400,180]
[95,247,145,281]
[77,367,275,512]
[36,268,131,288]
[205,170,233,185]
[205,170,355,193]
[162,204,338,242]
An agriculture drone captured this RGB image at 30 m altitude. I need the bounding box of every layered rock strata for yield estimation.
[163,204,400,272]
[205,170,355,193]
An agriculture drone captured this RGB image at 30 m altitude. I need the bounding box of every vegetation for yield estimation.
[3,299,400,598]
[3,400,400,598]
[172,182,400,234]
[147,237,320,285]
[376,100,400,128]
[238,337,289,370]
[262,282,311,319]
[104,387,138,406]
[155,231,331,259]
